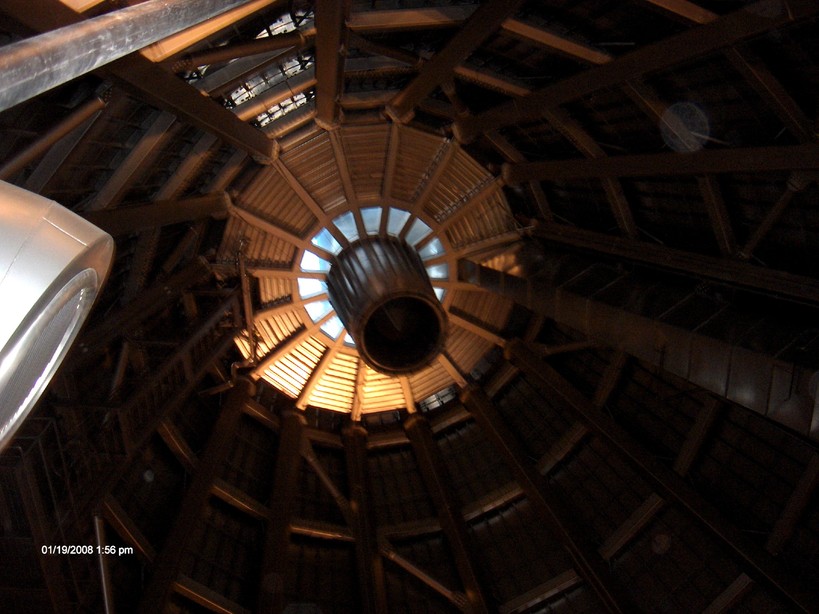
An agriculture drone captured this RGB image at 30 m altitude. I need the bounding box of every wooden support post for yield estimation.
[404,413,491,613]
[257,409,306,613]
[138,379,254,614]
[343,425,389,614]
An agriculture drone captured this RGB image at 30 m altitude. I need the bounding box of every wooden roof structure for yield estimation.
[1,1,819,612]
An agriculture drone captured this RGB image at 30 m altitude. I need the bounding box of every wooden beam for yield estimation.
[257,409,305,613]
[138,379,254,614]
[157,420,198,473]
[102,494,157,562]
[598,493,665,561]
[449,311,506,347]
[315,0,346,127]
[502,19,611,65]
[211,479,269,520]
[530,223,819,305]
[174,575,251,614]
[83,192,229,236]
[348,6,476,31]
[766,454,819,555]
[698,175,737,257]
[673,397,722,476]
[738,186,796,261]
[503,143,819,183]
[85,111,176,211]
[454,1,819,142]
[386,0,525,122]
[404,413,491,613]
[702,574,754,614]
[462,386,634,613]
[343,425,390,613]
[499,569,582,614]
[380,542,467,608]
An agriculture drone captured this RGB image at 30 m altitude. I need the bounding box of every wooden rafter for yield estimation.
[454,1,819,142]
[503,143,819,182]
[385,0,526,122]
[315,0,347,127]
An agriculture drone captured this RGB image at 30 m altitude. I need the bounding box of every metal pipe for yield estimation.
[94,515,116,614]
[0,92,107,180]
[0,0,257,112]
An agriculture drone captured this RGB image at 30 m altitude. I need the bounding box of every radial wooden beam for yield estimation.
[103,494,157,562]
[503,143,819,183]
[461,386,633,613]
[725,47,814,143]
[253,311,334,375]
[315,0,346,127]
[502,19,611,65]
[505,340,819,614]
[698,175,737,257]
[85,111,176,211]
[641,0,814,143]
[484,130,554,222]
[385,0,526,122]
[738,185,797,261]
[138,379,254,614]
[380,542,467,608]
[404,413,491,613]
[296,336,344,409]
[83,192,229,236]
[529,223,819,304]
[454,0,819,142]
[229,204,333,260]
[449,311,506,347]
[541,106,637,237]
[257,409,305,613]
[766,454,819,555]
[343,425,390,614]
[499,570,583,614]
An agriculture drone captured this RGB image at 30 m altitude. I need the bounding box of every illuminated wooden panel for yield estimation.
[340,124,391,204]
[360,364,407,414]
[265,337,326,398]
[307,350,359,412]
[423,148,493,222]
[390,127,448,203]
[239,167,319,238]
[280,132,347,213]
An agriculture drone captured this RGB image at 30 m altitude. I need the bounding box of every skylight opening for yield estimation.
[361,207,382,235]
[404,218,432,246]
[418,237,444,260]
[297,278,327,298]
[300,251,330,272]
[386,208,411,236]
[333,211,359,242]
[320,315,345,340]
[304,299,332,323]
[257,92,310,126]
[426,263,449,280]
[433,287,446,302]
[311,228,342,254]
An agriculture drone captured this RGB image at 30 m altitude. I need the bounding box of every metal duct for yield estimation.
[459,252,819,441]
[0,181,113,449]
[327,237,447,375]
